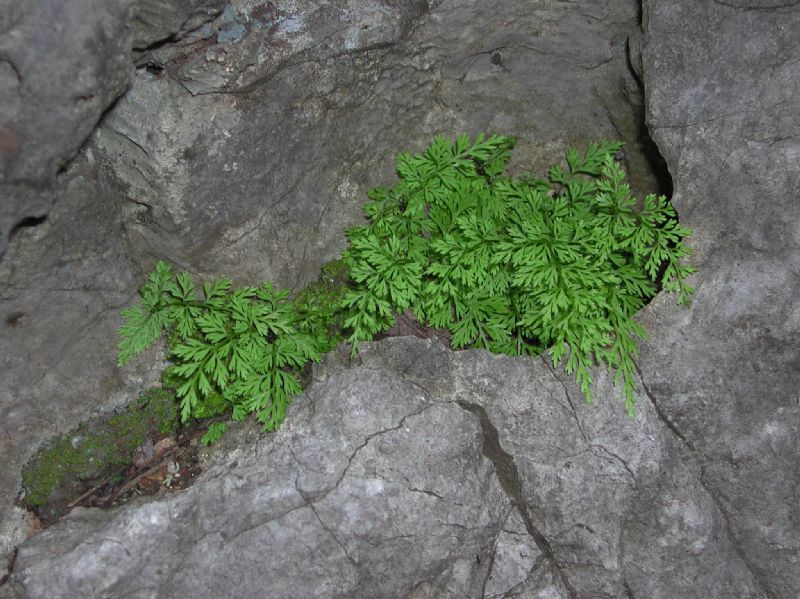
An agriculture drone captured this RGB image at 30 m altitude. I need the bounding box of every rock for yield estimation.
[636,1,800,596]
[0,0,133,257]
[1,7,658,570]
[0,0,225,259]
[130,0,224,53]
[5,338,763,597]
[95,0,659,289]
[1,0,797,595]
[0,154,163,575]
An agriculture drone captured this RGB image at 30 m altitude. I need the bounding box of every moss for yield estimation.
[161,365,231,420]
[294,258,351,353]
[318,258,350,285]
[189,390,229,420]
[136,387,180,433]
[20,387,180,519]
[21,438,82,508]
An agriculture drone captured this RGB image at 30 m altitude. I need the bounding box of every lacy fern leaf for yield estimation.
[117,261,321,437]
[340,134,695,415]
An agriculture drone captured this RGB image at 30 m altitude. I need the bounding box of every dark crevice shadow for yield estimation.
[9,214,48,240]
[635,114,673,199]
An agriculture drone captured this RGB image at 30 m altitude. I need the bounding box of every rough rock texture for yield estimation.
[1,0,798,596]
[634,1,800,596]
[97,0,656,288]
[5,339,765,598]
[0,0,222,571]
[0,155,166,577]
[130,0,225,52]
[0,0,655,576]
[0,0,223,258]
[0,0,131,258]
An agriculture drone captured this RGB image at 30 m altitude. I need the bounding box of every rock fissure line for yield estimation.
[398,372,435,401]
[286,445,336,502]
[401,473,444,500]
[204,454,337,548]
[630,364,775,597]
[455,400,578,599]
[710,0,800,11]
[221,179,304,247]
[697,469,777,599]
[90,536,132,559]
[332,403,434,492]
[631,361,694,450]
[134,3,223,56]
[196,40,399,97]
[305,500,359,568]
[483,506,518,599]
[117,132,152,158]
[514,43,615,71]
[590,444,637,482]
[479,508,509,599]
[649,107,755,131]
[0,56,22,83]
[623,578,636,598]
[128,198,153,209]
[210,499,313,547]
[542,358,588,442]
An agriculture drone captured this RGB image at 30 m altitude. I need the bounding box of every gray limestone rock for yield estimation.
[0,0,225,258]
[130,0,224,52]
[637,1,800,596]
[0,0,133,257]
[96,0,658,289]
[8,342,507,598]
[0,0,798,595]
[0,154,163,577]
[5,338,764,598]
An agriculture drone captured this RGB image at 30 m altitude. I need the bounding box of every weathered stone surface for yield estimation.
[0,154,163,576]
[0,0,224,259]
[130,0,224,52]
[8,342,506,598]
[98,0,656,289]
[0,0,652,577]
[0,0,133,257]
[1,0,797,595]
[636,1,800,596]
[6,338,763,598]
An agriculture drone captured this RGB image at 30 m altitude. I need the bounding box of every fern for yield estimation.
[117,262,321,433]
[118,134,695,432]
[341,135,695,415]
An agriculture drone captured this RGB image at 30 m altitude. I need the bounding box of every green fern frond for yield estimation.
[339,134,694,413]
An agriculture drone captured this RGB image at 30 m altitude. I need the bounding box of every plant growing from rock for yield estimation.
[117,262,328,442]
[340,134,694,413]
[118,134,694,435]
[21,388,179,521]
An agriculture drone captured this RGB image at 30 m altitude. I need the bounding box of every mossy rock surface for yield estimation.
[293,258,351,354]
[20,388,179,523]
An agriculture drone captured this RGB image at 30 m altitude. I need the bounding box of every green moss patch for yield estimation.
[293,258,351,354]
[20,388,179,524]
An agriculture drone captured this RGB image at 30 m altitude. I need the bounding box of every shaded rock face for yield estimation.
[0,0,222,573]
[130,0,226,52]
[97,0,654,287]
[0,0,658,576]
[0,0,798,598]
[0,0,131,258]
[0,0,224,257]
[635,1,800,597]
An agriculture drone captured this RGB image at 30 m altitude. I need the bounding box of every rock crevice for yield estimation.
[456,400,577,599]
